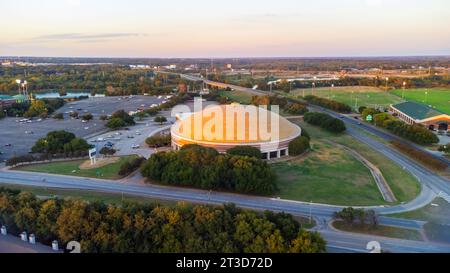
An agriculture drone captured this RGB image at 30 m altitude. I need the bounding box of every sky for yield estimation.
[0,0,449,58]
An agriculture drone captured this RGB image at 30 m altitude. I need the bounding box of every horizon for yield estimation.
[1,0,449,58]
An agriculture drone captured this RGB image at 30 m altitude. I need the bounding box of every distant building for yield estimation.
[390,101,449,131]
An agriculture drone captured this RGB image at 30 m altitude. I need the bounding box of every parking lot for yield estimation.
[0,95,166,161]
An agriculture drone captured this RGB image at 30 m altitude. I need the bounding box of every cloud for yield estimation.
[33,33,144,42]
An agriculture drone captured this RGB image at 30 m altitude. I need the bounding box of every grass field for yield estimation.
[274,141,384,206]
[218,89,254,104]
[287,86,403,110]
[15,155,139,180]
[332,221,423,241]
[278,120,420,205]
[390,88,450,114]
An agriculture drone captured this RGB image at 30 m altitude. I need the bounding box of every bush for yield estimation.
[81,113,93,121]
[52,113,64,120]
[69,111,79,119]
[106,117,127,129]
[304,112,346,133]
[370,113,439,145]
[227,146,262,158]
[106,110,135,129]
[285,103,309,115]
[391,141,447,171]
[118,157,145,177]
[145,134,171,148]
[288,136,310,156]
[304,95,352,113]
[99,147,116,156]
[154,116,167,124]
[6,155,36,166]
[99,115,108,121]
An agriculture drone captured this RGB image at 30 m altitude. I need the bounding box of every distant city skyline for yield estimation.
[1,0,449,58]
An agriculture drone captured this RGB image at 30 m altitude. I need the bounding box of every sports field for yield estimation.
[288,86,403,110]
[390,88,450,114]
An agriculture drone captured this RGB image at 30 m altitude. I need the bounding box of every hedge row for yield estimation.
[304,95,352,113]
[303,112,346,133]
[391,141,448,171]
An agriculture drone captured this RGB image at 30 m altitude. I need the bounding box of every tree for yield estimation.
[227,146,262,158]
[106,118,127,129]
[69,111,79,119]
[154,116,167,125]
[99,115,108,121]
[288,136,310,156]
[32,130,76,154]
[24,100,47,118]
[145,134,171,148]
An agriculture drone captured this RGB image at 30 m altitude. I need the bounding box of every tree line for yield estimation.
[303,112,346,133]
[361,108,439,145]
[0,188,326,253]
[141,145,277,195]
[303,95,352,113]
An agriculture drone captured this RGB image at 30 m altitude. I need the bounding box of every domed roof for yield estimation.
[171,104,301,144]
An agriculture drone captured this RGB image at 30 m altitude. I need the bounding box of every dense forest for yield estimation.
[0,188,326,253]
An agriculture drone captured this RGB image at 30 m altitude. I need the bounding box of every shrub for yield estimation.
[288,136,310,156]
[304,112,346,133]
[227,146,262,158]
[285,103,309,115]
[118,157,145,177]
[81,113,93,121]
[304,95,352,113]
[145,134,171,148]
[106,117,127,129]
[99,115,108,121]
[53,113,64,120]
[99,147,116,156]
[6,155,36,166]
[154,116,167,124]
[391,141,447,171]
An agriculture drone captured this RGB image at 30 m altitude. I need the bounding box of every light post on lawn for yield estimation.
[402,81,406,99]
[309,200,312,224]
[425,91,428,104]
[385,77,389,91]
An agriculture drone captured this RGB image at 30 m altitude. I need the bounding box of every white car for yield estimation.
[132,144,140,149]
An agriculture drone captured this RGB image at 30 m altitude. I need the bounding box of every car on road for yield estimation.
[4,144,12,147]
[127,135,134,139]
[132,144,140,149]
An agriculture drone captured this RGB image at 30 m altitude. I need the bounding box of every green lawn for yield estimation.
[332,221,423,241]
[274,141,385,206]
[286,120,420,204]
[15,155,139,180]
[287,86,403,110]
[218,89,253,104]
[390,88,450,114]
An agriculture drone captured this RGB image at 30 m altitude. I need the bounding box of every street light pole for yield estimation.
[385,77,389,91]
[402,81,406,99]
[309,200,312,224]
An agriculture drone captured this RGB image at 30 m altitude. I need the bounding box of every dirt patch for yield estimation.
[79,157,120,170]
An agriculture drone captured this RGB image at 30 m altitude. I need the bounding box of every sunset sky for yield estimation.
[1,0,449,57]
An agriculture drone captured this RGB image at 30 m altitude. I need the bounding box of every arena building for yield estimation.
[171,103,302,160]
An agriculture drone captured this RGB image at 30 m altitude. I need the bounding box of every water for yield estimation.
[35,92,105,99]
